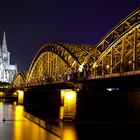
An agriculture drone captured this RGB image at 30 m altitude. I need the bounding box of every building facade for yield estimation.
[0,32,17,83]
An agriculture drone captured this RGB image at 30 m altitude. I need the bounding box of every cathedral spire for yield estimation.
[2,32,8,52]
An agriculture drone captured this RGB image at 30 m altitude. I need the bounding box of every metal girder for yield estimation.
[12,72,26,87]
[85,8,140,77]
[26,43,93,85]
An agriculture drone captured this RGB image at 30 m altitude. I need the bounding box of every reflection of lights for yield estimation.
[15,105,24,119]
[128,61,132,64]
[63,125,77,140]
[13,105,48,140]
[13,101,17,107]
[14,105,24,140]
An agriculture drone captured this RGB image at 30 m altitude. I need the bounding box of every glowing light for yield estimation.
[13,92,18,96]
[106,65,110,69]
[63,125,77,140]
[13,105,48,140]
[106,88,120,91]
[0,92,4,96]
[17,90,24,104]
[13,105,24,140]
[61,89,77,120]
[65,92,75,100]
[93,63,97,69]
[78,64,84,72]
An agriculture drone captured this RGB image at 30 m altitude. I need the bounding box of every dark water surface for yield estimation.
[1,102,140,140]
[0,102,60,140]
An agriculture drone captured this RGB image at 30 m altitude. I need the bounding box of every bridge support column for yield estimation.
[17,90,24,104]
[60,89,77,120]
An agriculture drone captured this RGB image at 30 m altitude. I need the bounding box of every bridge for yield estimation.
[12,8,140,88]
[7,8,140,121]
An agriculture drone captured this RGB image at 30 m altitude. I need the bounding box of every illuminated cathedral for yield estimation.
[0,32,17,83]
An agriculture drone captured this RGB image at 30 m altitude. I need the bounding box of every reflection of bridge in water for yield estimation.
[8,8,140,121]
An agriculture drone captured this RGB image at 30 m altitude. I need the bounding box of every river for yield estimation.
[0,102,60,140]
[0,101,140,140]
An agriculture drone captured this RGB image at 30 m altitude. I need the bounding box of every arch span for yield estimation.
[12,71,26,87]
[84,7,140,77]
[26,43,93,84]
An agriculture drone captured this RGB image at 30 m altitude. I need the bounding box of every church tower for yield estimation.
[0,32,17,83]
[2,32,10,65]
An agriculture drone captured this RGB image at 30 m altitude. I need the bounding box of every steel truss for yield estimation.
[13,8,140,86]
[13,72,26,87]
[85,8,140,77]
[26,43,92,85]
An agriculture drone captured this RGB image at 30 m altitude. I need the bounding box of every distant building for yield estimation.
[0,32,17,83]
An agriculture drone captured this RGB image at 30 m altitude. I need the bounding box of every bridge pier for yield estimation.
[17,90,24,104]
[60,89,77,120]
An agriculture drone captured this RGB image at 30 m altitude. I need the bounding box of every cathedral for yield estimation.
[0,32,17,83]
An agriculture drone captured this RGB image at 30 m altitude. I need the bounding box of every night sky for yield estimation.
[0,0,140,71]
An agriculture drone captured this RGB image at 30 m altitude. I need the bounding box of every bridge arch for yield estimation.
[12,71,26,87]
[84,7,140,77]
[26,43,93,84]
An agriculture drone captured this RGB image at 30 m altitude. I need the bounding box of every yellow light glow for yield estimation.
[13,105,24,140]
[78,64,84,72]
[106,65,110,69]
[63,125,77,140]
[0,92,4,96]
[93,62,97,69]
[65,92,74,100]
[17,90,24,104]
[13,92,18,96]
[61,89,77,120]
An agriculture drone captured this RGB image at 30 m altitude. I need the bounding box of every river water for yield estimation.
[0,102,60,140]
[1,101,140,140]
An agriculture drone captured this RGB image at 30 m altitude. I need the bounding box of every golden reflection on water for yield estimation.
[13,103,60,140]
[13,105,24,140]
[13,104,46,140]
[62,123,77,140]
[0,102,78,140]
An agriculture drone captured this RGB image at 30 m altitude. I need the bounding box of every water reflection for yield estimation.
[0,102,61,140]
[0,102,85,140]
[62,122,77,140]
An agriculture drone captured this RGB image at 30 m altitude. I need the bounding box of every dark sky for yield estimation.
[0,0,139,71]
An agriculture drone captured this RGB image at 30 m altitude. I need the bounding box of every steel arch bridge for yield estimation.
[13,8,140,87]
[83,7,140,77]
[13,72,26,87]
[24,43,93,86]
